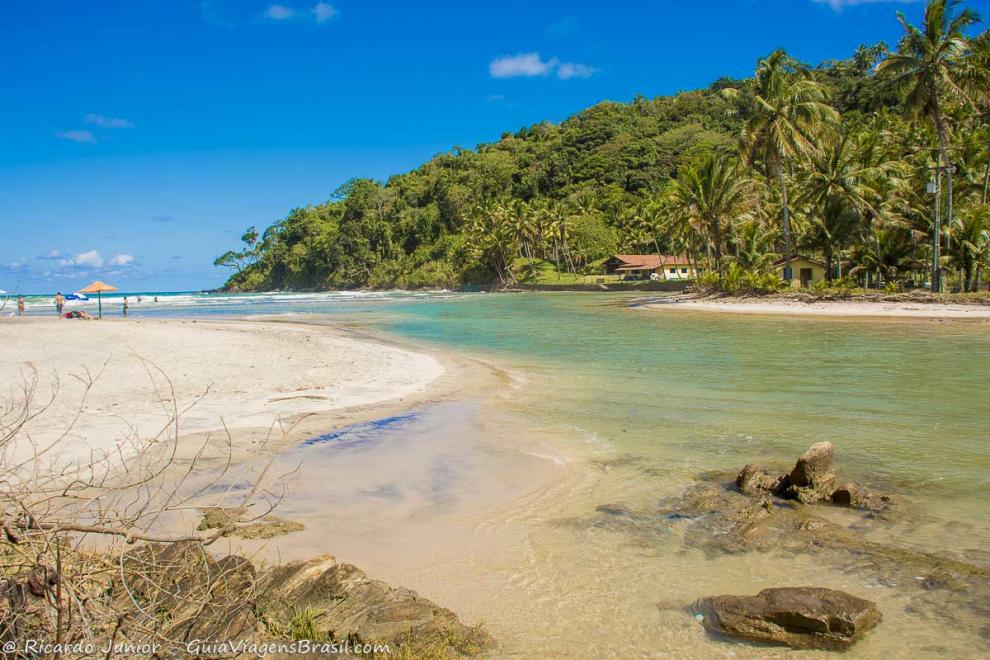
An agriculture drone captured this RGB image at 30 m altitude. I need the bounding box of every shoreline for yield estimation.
[633,294,990,319]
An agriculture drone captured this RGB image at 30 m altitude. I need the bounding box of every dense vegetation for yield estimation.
[217,0,990,293]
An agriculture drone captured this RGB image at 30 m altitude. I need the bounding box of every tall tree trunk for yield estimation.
[652,236,668,281]
[824,243,834,282]
[777,169,793,283]
[710,219,724,277]
[934,109,952,293]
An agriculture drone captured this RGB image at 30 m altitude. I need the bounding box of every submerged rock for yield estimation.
[658,468,990,632]
[696,587,881,650]
[735,464,779,495]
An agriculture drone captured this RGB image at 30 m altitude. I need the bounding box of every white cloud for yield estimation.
[64,250,104,269]
[37,250,62,260]
[811,0,919,10]
[84,113,132,128]
[490,53,558,78]
[265,4,295,19]
[312,2,336,23]
[265,2,336,24]
[489,52,597,80]
[107,254,135,267]
[56,130,97,144]
[557,62,598,80]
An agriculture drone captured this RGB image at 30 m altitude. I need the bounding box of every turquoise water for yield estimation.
[376,293,990,497]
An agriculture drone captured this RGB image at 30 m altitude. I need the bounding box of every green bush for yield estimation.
[812,275,858,297]
[695,264,781,295]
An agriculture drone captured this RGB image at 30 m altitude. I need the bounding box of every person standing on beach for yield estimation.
[54,292,65,316]
[17,296,25,316]
[122,297,129,317]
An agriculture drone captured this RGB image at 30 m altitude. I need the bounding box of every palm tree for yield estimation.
[848,226,921,287]
[964,31,990,203]
[727,49,839,280]
[797,126,900,279]
[467,202,517,285]
[947,205,990,290]
[877,0,982,291]
[670,154,756,277]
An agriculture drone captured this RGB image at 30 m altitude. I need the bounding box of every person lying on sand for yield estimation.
[63,310,94,320]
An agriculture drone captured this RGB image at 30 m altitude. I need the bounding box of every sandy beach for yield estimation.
[0,318,445,468]
[636,295,990,319]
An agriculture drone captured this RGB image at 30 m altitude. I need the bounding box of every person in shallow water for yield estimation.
[54,292,64,317]
[17,296,25,316]
[122,297,129,317]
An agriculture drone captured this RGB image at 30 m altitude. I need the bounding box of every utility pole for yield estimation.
[926,160,956,293]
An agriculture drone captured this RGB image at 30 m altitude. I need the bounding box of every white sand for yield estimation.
[0,318,444,467]
[639,297,990,319]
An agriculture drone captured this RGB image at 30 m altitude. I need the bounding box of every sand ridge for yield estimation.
[0,317,445,467]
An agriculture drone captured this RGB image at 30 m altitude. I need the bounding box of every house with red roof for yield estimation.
[604,255,700,280]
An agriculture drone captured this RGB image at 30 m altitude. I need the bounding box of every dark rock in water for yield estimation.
[596,503,633,516]
[789,441,836,489]
[660,471,990,632]
[735,464,780,495]
[696,587,882,650]
[732,443,893,512]
[777,441,838,503]
[832,483,857,507]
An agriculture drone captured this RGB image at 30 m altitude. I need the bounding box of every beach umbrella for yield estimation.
[77,280,118,319]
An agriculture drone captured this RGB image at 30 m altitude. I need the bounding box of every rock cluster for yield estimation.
[115,541,491,657]
[696,587,882,650]
[625,442,990,650]
[735,441,891,510]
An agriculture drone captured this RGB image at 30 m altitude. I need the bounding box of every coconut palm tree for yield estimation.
[467,201,517,285]
[669,154,756,277]
[877,0,982,291]
[947,205,990,290]
[797,126,902,279]
[962,30,990,203]
[727,49,839,280]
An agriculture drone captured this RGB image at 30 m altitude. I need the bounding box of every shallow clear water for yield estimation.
[33,290,990,656]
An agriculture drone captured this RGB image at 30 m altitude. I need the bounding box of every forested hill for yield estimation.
[216,79,750,290]
[215,19,988,292]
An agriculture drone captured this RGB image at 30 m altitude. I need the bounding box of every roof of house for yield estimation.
[610,254,692,270]
[774,255,828,268]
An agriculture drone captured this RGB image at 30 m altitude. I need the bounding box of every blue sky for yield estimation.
[1,0,987,293]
